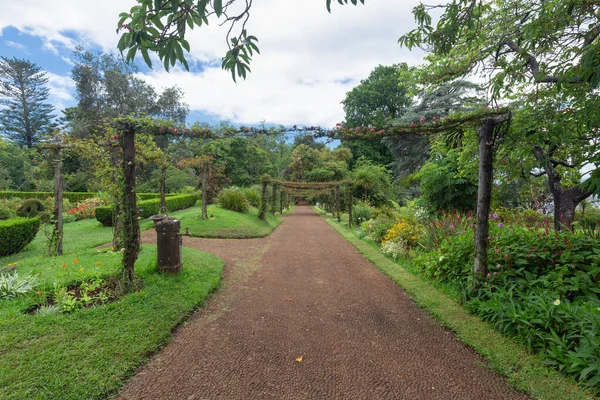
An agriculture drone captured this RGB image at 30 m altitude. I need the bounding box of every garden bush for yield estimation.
[241,186,261,208]
[95,194,198,226]
[352,202,374,225]
[406,210,600,391]
[0,217,40,256]
[216,187,249,213]
[0,205,13,220]
[361,216,396,244]
[16,199,45,218]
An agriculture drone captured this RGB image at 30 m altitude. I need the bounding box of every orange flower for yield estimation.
[96,261,101,265]
[61,264,67,269]
[73,258,78,264]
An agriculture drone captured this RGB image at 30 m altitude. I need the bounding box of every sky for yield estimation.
[0,0,426,128]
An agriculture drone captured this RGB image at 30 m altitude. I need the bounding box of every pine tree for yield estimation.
[0,57,55,148]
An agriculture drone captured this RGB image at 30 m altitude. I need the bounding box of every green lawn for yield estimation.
[170,204,290,238]
[0,215,223,399]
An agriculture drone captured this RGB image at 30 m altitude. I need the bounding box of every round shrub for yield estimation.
[16,199,45,218]
[216,188,249,213]
[0,217,40,256]
[0,205,14,220]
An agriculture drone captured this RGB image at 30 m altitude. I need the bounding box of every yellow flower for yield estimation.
[80,267,84,271]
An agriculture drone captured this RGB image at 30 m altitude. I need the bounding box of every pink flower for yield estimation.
[493,272,498,275]
[487,273,491,278]
[370,127,375,132]
[496,264,500,269]
[420,117,425,123]
[504,254,508,259]
[355,127,360,131]
[410,122,416,127]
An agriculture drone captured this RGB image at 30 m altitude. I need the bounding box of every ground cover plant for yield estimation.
[341,204,600,394]
[0,216,223,399]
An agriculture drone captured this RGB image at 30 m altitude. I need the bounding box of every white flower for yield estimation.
[553,299,561,306]
[439,256,445,262]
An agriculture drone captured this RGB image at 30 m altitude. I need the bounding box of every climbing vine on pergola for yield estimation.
[111,116,335,287]
[258,178,353,224]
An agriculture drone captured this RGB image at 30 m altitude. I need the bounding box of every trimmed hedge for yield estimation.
[0,191,161,203]
[95,194,199,226]
[0,217,41,256]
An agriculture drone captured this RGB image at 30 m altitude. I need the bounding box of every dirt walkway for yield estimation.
[118,206,527,400]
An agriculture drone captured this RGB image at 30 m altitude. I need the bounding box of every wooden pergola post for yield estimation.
[40,142,74,256]
[259,176,270,220]
[121,123,140,285]
[160,166,167,215]
[335,185,341,222]
[348,185,353,227]
[271,183,278,214]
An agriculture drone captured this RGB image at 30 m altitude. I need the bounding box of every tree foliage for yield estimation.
[0,57,55,148]
[117,0,364,80]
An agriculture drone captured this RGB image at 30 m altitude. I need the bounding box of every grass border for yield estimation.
[324,216,596,400]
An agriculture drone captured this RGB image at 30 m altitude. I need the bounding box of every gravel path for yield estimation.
[118,205,528,400]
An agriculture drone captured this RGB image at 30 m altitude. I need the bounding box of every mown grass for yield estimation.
[172,204,291,238]
[0,215,224,399]
[325,216,596,400]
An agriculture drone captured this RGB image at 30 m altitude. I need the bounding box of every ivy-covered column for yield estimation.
[121,123,140,286]
[335,185,341,222]
[271,183,278,214]
[347,185,353,227]
[279,190,284,213]
[159,166,167,215]
[259,175,270,220]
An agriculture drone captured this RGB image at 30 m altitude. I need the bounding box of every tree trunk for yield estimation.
[201,169,208,219]
[160,166,167,215]
[533,146,593,231]
[121,125,140,285]
[51,147,63,256]
[552,186,591,230]
[474,119,496,282]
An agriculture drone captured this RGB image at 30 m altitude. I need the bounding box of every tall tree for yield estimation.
[341,64,413,168]
[0,57,55,148]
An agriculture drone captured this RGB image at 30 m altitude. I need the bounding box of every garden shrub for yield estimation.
[0,205,14,220]
[383,219,422,248]
[95,194,199,226]
[67,197,104,221]
[216,187,249,213]
[16,199,45,218]
[361,216,396,244]
[406,210,600,391]
[241,186,261,208]
[0,217,40,256]
[352,202,373,225]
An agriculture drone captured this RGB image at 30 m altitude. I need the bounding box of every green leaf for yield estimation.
[197,0,209,14]
[214,0,223,17]
[181,39,190,52]
[141,47,153,68]
[126,46,138,63]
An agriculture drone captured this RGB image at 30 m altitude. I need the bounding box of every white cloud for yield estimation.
[4,40,24,49]
[46,72,75,103]
[0,0,425,126]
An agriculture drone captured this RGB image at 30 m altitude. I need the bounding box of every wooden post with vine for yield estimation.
[335,185,341,222]
[259,175,270,220]
[41,142,72,256]
[347,185,353,228]
[271,183,278,214]
[160,166,167,215]
[120,123,140,286]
